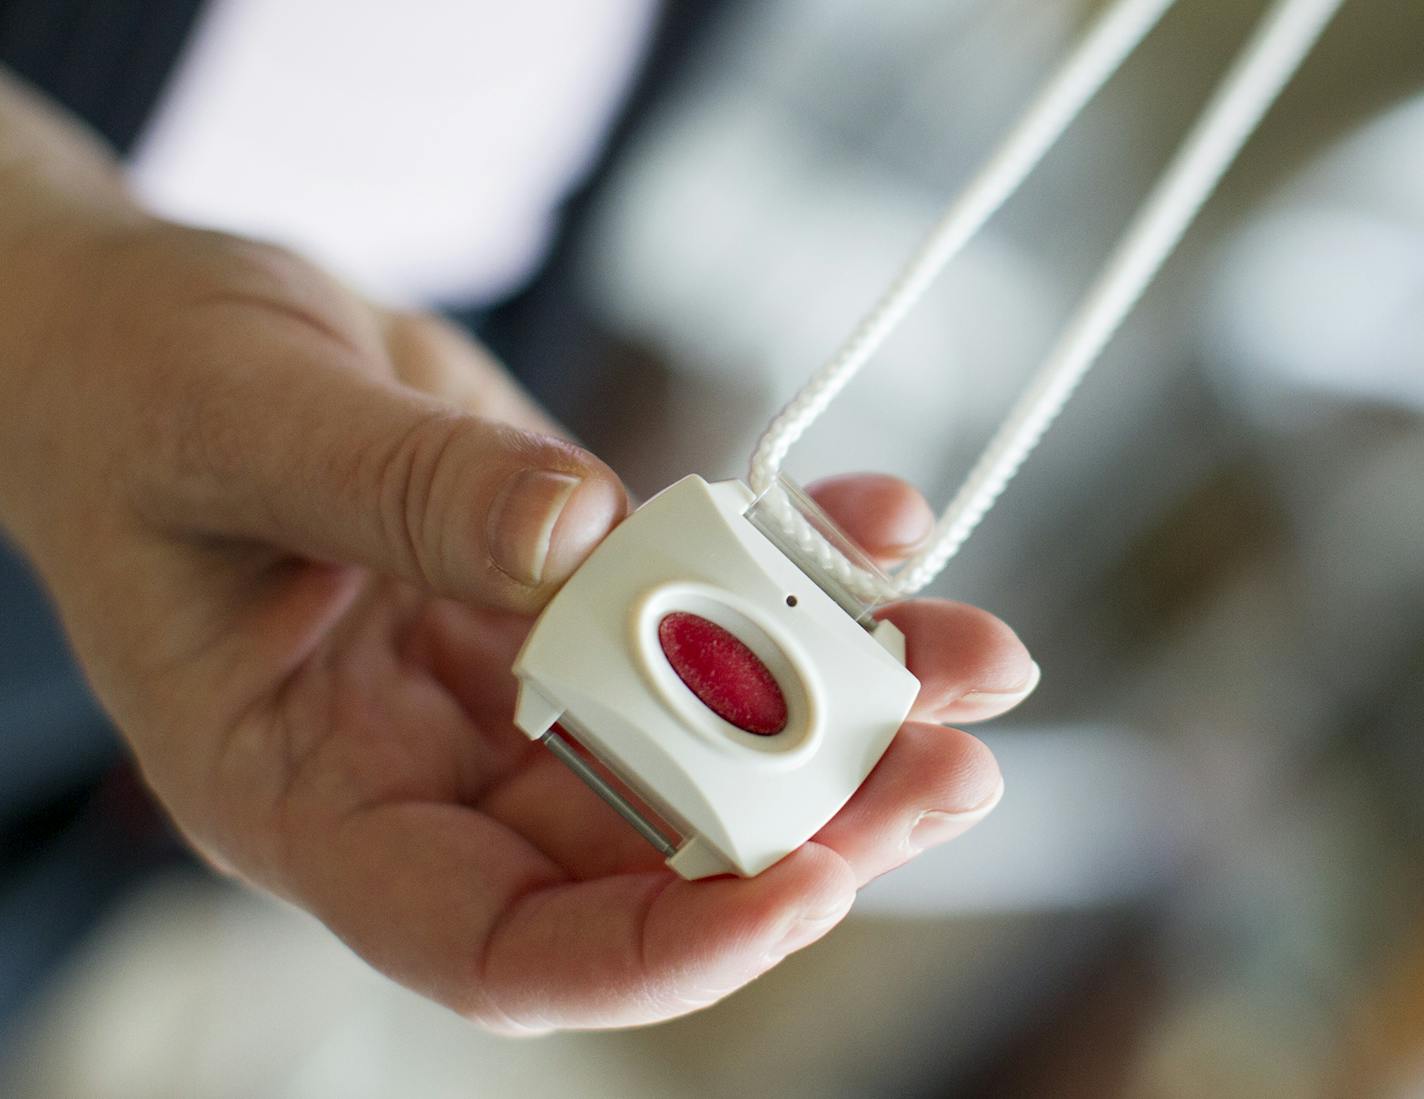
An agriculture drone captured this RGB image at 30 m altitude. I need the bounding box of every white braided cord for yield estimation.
[749,0,1347,605]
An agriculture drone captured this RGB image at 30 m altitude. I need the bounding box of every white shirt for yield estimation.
[128,0,658,306]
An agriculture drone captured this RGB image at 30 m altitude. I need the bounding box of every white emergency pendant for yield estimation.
[511,0,1344,879]
[512,476,919,879]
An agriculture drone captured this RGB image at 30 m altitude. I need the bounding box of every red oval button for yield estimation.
[657,612,788,736]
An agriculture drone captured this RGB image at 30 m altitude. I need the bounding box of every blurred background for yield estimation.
[2,0,1423,1095]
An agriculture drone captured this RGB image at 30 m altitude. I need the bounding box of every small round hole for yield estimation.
[786,595,798,607]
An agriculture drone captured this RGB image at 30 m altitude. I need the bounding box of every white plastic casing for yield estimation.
[511,476,921,879]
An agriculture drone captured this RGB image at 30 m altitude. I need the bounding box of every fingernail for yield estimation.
[960,660,1042,707]
[486,469,582,586]
[908,778,1005,854]
[768,894,855,962]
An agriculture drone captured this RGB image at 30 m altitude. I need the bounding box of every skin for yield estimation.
[0,69,1037,1031]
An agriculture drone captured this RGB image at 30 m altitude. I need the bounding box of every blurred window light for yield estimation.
[1207,95,1424,413]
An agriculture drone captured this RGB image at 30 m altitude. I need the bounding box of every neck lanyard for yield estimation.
[748,0,1347,607]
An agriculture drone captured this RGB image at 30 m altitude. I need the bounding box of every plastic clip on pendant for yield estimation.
[511,0,1346,879]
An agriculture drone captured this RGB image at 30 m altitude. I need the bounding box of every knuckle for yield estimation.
[193,233,318,297]
[374,408,469,591]
[385,314,464,396]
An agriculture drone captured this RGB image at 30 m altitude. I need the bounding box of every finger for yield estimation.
[292,799,855,1031]
[814,721,1003,886]
[877,599,1039,724]
[806,473,935,567]
[380,309,566,438]
[803,479,1040,719]
[473,842,855,1030]
[404,598,531,735]
[159,307,629,613]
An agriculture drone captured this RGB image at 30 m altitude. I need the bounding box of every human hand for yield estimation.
[0,212,1036,1031]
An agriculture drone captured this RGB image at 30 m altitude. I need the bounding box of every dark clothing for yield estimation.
[0,0,204,152]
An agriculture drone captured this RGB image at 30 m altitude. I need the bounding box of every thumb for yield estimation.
[164,357,629,613]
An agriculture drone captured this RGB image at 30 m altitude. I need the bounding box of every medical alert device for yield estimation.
[512,0,1343,879]
[512,476,920,880]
